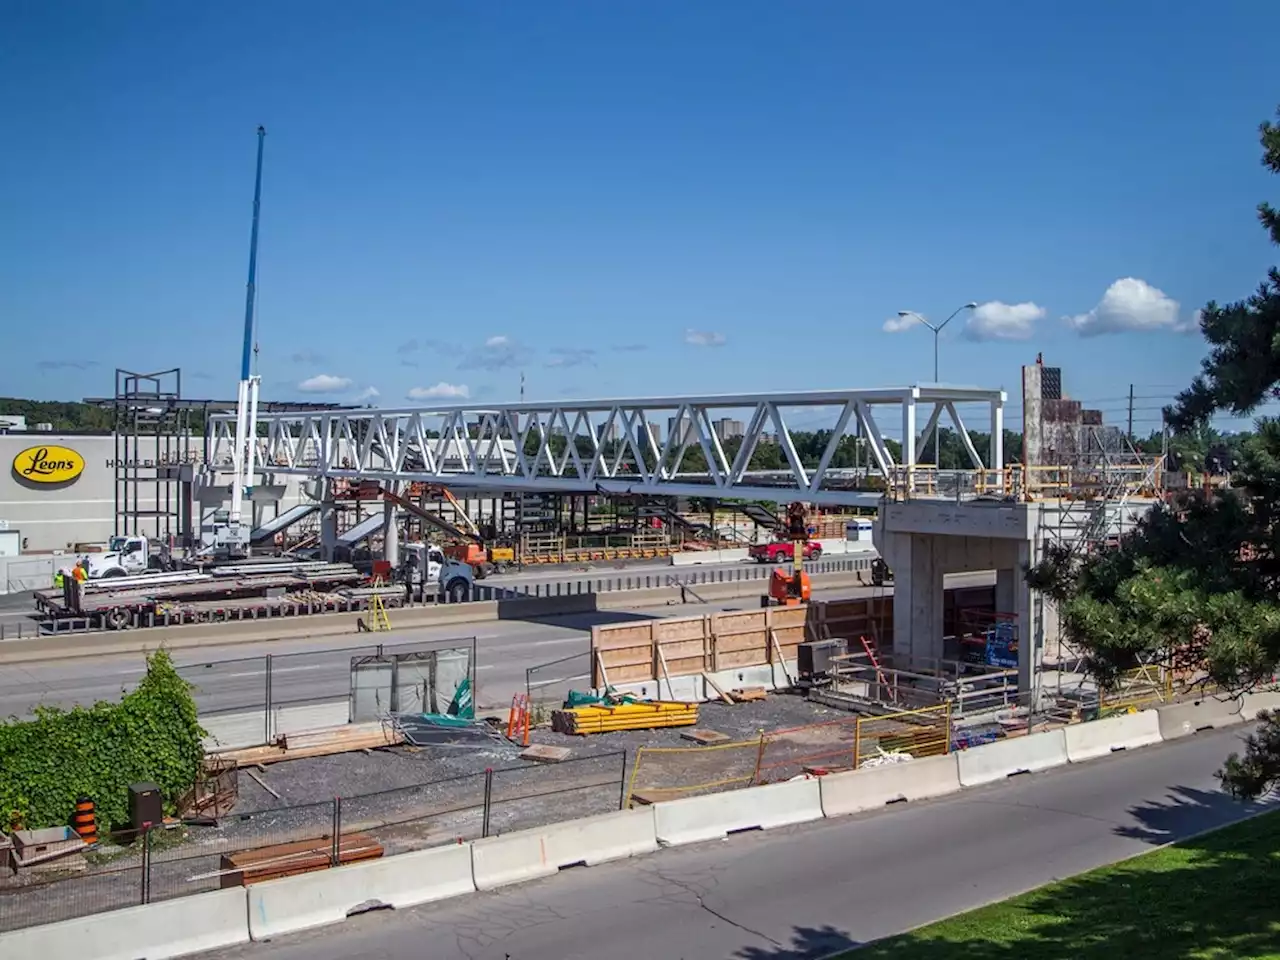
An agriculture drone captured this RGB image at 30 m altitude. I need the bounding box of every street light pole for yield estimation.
[895,302,978,465]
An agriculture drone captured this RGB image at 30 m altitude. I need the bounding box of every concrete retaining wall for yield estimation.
[956,729,1069,787]
[819,754,962,815]
[246,843,475,940]
[1063,710,1162,762]
[1155,697,1243,740]
[652,778,824,846]
[0,887,250,959]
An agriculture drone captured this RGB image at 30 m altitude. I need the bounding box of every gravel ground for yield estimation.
[0,693,862,932]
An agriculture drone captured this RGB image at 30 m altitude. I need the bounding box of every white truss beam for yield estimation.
[205,386,1007,507]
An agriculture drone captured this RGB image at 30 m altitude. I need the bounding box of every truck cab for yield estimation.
[748,540,823,564]
[399,542,475,602]
[83,536,162,579]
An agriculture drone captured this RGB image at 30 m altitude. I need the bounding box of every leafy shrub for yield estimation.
[0,650,205,831]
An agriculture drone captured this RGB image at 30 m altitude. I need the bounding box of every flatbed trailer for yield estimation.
[34,561,379,630]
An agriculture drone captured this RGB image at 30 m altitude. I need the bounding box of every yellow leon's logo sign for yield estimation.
[13,445,86,485]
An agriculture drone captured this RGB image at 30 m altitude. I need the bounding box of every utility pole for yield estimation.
[1126,384,1134,443]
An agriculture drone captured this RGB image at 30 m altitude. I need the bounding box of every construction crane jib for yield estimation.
[207,386,1007,507]
[227,125,267,549]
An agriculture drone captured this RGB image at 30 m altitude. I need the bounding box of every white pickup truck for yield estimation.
[400,542,474,603]
[81,536,168,579]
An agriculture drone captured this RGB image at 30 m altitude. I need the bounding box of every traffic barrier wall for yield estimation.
[609,661,796,704]
[652,778,824,847]
[471,807,658,891]
[0,887,249,960]
[1238,690,1280,722]
[0,571,868,666]
[1155,696,1243,740]
[1063,709,1163,762]
[819,754,961,816]
[246,842,475,941]
[956,728,1069,787]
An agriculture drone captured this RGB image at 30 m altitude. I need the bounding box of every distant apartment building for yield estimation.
[713,418,745,442]
[667,413,696,446]
[635,421,661,450]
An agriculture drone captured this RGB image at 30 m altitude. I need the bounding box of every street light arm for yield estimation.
[935,301,979,333]
[897,310,940,333]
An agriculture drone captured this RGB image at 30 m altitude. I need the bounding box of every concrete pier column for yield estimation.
[383,493,400,567]
[995,567,1018,617]
[1012,540,1036,693]
[319,482,339,561]
[882,532,945,666]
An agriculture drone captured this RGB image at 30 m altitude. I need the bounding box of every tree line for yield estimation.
[1031,104,1280,799]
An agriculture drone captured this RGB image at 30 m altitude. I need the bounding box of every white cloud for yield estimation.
[963,301,1047,341]
[485,334,510,348]
[1066,278,1196,337]
[684,329,727,347]
[297,374,353,393]
[354,386,380,402]
[882,314,921,333]
[407,382,470,401]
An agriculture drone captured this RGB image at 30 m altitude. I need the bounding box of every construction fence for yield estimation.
[0,751,628,934]
[624,703,952,805]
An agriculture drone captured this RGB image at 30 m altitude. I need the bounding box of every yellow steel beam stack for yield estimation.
[552,700,699,735]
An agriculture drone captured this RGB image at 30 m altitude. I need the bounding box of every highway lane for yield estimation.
[1,573,986,718]
[0,547,877,635]
[196,725,1273,960]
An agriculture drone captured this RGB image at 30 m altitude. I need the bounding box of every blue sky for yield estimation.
[2,1,1278,439]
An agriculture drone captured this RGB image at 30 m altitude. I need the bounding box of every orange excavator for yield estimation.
[765,502,813,606]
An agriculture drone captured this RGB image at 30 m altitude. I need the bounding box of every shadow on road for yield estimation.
[734,925,860,959]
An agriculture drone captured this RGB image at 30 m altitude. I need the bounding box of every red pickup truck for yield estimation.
[748,540,823,563]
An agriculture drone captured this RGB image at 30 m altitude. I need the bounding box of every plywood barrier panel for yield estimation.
[712,610,769,637]
[653,616,709,643]
[594,623,655,650]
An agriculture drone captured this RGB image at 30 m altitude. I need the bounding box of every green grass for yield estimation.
[849,809,1280,960]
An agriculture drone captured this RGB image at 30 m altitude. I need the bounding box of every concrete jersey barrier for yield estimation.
[1063,710,1162,762]
[0,887,249,960]
[652,778,824,847]
[1155,697,1243,740]
[246,842,475,941]
[819,754,962,816]
[471,807,658,891]
[1237,690,1280,722]
[956,728,1069,787]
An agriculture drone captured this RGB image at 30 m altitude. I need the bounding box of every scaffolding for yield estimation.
[108,368,197,549]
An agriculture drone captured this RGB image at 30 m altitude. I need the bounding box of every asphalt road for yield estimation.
[0,547,876,635]
[192,724,1273,960]
[1,573,991,718]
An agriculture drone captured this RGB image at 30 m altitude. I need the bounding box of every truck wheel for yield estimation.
[474,564,488,581]
[105,608,131,630]
[809,546,823,560]
[493,562,509,575]
[102,568,126,578]
[446,578,471,603]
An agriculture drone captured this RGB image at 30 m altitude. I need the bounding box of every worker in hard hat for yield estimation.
[53,569,66,590]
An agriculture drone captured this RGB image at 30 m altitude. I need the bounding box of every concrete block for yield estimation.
[1063,711,1163,762]
[1239,690,1280,722]
[0,888,249,960]
[652,779,824,847]
[819,754,961,817]
[247,842,475,940]
[1155,697,1243,740]
[201,709,270,752]
[956,729,1069,787]
[471,808,657,891]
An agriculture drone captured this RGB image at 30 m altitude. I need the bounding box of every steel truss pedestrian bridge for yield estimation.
[206,385,1007,507]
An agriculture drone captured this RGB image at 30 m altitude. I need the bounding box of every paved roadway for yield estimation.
[194,724,1273,960]
[0,550,863,636]
[0,573,986,719]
